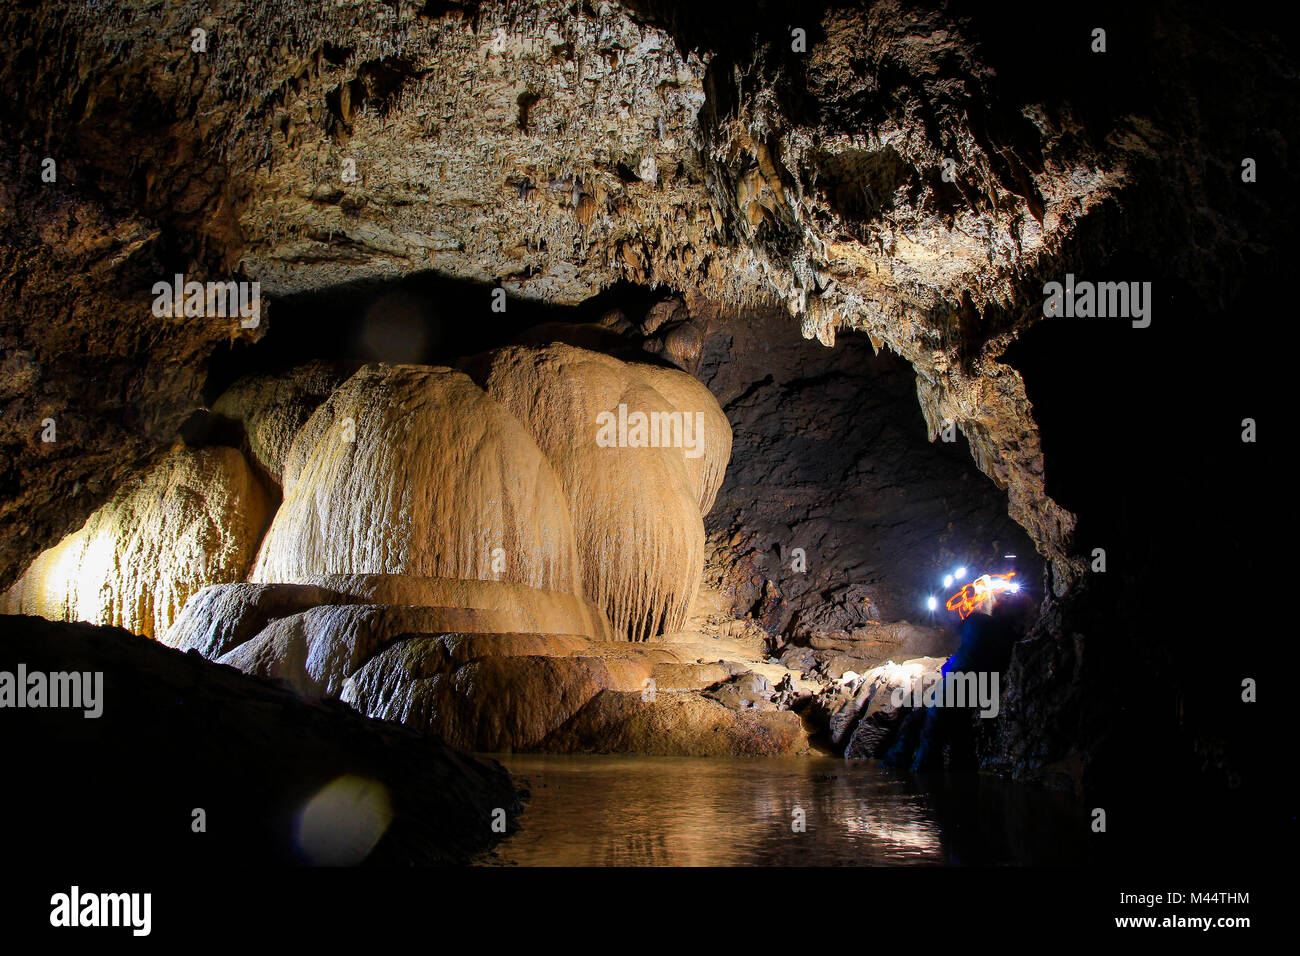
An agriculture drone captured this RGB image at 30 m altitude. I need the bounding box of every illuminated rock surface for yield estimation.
[211,361,349,483]
[469,343,726,640]
[250,364,584,595]
[1,446,270,639]
[161,581,355,658]
[543,690,807,756]
[167,575,818,754]
[298,573,615,640]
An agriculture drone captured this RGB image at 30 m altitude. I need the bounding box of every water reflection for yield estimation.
[478,755,1087,866]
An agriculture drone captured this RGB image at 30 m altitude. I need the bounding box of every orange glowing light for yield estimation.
[945,571,1017,619]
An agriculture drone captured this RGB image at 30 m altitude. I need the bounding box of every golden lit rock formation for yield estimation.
[339,635,807,756]
[162,575,815,756]
[211,361,347,484]
[471,343,729,641]
[250,364,583,595]
[296,573,614,640]
[165,575,615,654]
[1,446,270,638]
[632,363,732,515]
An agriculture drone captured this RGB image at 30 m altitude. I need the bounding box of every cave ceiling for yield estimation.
[1,0,1290,590]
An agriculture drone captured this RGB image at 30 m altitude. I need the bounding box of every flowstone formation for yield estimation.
[9,345,733,642]
[250,363,585,594]
[1,446,270,639]
[211,360,349,484]
[467,343,728,641]
[12,341,834,756]
[163,577,814,755]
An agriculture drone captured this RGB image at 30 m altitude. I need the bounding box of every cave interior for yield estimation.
[0,0,1284,876]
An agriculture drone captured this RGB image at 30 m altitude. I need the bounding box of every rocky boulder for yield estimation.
[542,690,809,757]
[1,615,520,865]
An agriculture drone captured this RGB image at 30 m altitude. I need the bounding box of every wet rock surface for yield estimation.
[167,574,818,755]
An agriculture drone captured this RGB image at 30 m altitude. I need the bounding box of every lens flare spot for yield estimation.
[295,775,393,866]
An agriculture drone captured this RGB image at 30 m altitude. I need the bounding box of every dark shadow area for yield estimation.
[203,275,679,403]
[0,616,521,867]
[1000,246,1276,838]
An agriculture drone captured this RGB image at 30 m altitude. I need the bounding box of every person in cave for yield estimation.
[884,601,1028,772]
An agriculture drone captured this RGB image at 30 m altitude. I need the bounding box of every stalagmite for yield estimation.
[0,446,270,638]
[250,364,585,597]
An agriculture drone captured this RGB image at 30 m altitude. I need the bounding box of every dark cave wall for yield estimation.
[0,144,262,591]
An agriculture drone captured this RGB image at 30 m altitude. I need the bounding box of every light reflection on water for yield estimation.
[478,755,1087,867]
